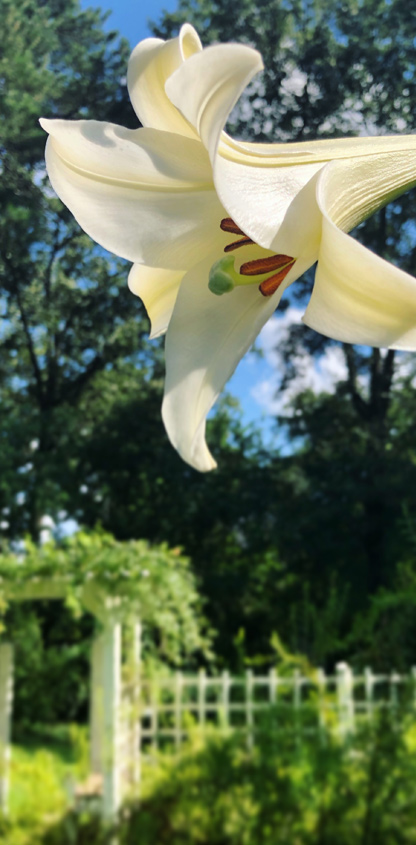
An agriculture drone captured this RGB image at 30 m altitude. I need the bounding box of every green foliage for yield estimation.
[1,531,209,659]
[124,718,416,845]
[348,557,416,670]
[267,372,416,665]
[7,602,93,724]
[7,711,416,845]
[0,725,88,845]
[131,720,416,844]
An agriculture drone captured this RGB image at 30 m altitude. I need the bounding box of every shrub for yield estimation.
[122,713,416,845]
[18,707,416,845]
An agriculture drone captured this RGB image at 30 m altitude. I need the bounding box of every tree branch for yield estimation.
[58,354,104,405]
[343,343,369,419]
[5,259,44,409]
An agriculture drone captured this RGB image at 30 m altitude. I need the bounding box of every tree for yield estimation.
[4,0,416,674]
[0,0,152,539]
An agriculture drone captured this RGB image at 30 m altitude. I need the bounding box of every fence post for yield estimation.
[221,670,230,730]
[412,667,416,710]
[364,667,374,721]
[198,669,206,728]
[317,668,327,741]
[246,670,254,749]
[293,668,302,743]
[0,643,13,814]
[101,618,122,821]
[336,662,354,739]
[175,672,183,750]
[269,668,277,705]
[389,670,399,707]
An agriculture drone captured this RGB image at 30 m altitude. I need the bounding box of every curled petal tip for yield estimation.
[161,400,218,473]
[178,22,203,56]
[194,453,218,473]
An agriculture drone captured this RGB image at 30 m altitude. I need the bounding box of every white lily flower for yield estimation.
[40,24,416,471]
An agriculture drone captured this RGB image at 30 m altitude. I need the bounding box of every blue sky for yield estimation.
[81,0,178,42]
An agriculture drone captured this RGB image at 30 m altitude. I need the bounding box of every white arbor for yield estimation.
[0,579,142,819]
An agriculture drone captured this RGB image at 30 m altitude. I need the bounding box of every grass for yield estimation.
[0,724,89,845]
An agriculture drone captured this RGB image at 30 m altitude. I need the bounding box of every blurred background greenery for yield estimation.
[2,0,416,840]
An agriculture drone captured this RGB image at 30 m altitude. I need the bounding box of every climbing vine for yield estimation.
[0,531,212,663]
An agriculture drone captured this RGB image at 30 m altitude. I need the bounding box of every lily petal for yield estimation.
[318,147,416,232]
[303,153,416,349]
[162,253,281,471]
[40,118,223,269]
[166,44,416,250]
[270,171,322,278]
[128,264,184,338]
[165,41,263,163]
[127,24,202,138]
[165,40,299,249]
[215,135,416,250]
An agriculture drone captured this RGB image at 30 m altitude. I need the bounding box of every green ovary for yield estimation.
[208,256,258,296]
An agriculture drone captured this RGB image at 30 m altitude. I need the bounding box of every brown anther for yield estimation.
[259,261,296,297]
[224,236,254,252]
[220,217,245,236]
[239,254,295,277]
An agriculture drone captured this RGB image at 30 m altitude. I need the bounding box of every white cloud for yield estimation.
[392,351,416,387]
[56,518,79,539]
[280,67,308,98]
[40,514,55,529]
[251,309,348,415]
[17,462,33,474]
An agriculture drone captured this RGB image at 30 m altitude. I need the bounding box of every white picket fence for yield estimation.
[133,663,416,754]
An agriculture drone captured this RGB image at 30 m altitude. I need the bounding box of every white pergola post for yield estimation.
[0,643,13,813]
[90,619,122,820]
[90,632,106,777]
[131,621,142,790]
[102,618,122,821]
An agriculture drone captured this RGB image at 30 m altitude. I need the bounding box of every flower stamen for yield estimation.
[224,236,254,252]
[239,254,294,276]
[259,261,296,296]
[220,218,245,235]
[213,218,296,298]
